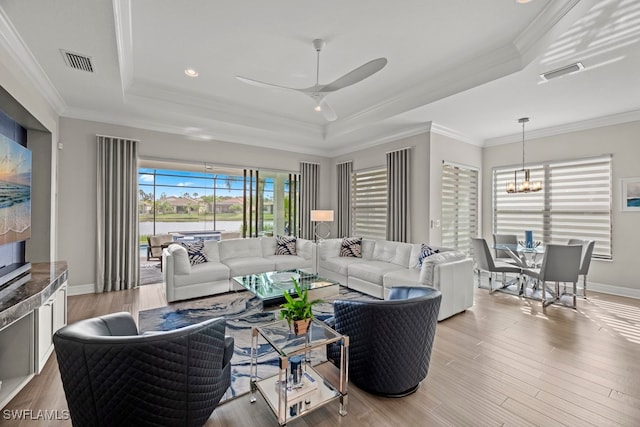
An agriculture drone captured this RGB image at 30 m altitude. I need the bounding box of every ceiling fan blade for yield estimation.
[319,98,337,122]
[235,75,302,92]
[320,57,387,93]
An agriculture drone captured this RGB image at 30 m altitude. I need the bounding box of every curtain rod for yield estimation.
[96,134,140,142]
[336,160,353,165]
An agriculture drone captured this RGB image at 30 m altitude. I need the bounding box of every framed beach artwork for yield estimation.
[621,177,640,211]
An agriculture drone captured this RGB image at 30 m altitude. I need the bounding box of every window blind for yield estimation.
[441,163,478,255]
[351,168,387,240]
[493,155,612,259]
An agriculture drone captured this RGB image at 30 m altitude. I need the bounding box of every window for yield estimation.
[493,155,612,259]
[138,162,298,246]
[351,168,387,239]
[441,163,478,255]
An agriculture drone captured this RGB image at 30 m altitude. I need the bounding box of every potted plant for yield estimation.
[279,278,323,335]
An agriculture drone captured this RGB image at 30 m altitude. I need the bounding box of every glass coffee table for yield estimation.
[232,269,340,305]
[250,319,349,425]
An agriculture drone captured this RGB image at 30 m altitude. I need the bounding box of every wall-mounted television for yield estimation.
[0,134,31,245]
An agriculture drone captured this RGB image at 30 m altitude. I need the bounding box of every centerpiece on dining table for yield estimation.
[279,278,323,335]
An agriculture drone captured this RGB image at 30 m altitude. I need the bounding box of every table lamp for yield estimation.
[310,210,334,241]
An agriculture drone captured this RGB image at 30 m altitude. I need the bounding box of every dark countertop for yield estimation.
[0,261,68,330]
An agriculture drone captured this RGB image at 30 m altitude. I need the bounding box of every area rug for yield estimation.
[138,287,375,403]
[139,262,163,285]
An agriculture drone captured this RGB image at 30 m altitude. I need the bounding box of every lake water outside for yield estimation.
[140,221,243,235]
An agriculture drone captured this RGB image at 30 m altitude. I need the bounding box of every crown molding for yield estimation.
[483,109,640,147]
[329,122,432,158]
[430,123,482,147]
[0,6,66,114]
[61,106,334,157]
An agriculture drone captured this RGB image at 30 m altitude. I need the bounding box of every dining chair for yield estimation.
[492,234,518,261]
[471,238,522,294]
[567,239,595,297]
[523,244,582,308]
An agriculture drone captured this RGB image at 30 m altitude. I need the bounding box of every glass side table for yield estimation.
[250,319,349,425]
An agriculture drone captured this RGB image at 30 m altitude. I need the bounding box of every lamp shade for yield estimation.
[310,210,334,222]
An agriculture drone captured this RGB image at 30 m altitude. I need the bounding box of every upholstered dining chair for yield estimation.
[53,312,233,427]
[567,239,595,297]
[471,238,522,294]
[492,233,518,261]
[523,244,582,308]
[326,286,441,397]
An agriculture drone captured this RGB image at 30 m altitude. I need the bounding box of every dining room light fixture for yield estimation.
[506,117,542,194]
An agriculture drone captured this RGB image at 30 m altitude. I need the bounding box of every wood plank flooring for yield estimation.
[3,282,640,426]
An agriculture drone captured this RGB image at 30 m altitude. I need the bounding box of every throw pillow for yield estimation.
[417,243,439,270]
[275,235,297,255]
[181,241,209,265]
[340,237,363,258]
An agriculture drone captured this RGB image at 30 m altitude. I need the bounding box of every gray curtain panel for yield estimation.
[336,161,352,238]
[386,147,411,242]
[96,135,139,292]
[299,162,319,240]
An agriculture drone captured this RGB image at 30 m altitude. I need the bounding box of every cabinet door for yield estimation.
[36,298,54,373]
[52,284,67,332]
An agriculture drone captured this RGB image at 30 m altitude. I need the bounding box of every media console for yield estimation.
[0,262,68,409]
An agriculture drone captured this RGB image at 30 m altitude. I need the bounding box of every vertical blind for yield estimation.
[441,163,478,255]
[351,168,387,239]
[493,155,612,259]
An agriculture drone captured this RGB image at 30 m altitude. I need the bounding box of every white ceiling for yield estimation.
[0,0,639,156]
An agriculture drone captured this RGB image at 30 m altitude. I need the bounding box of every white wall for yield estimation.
[483,120,640,295]
[331,132,431,243]
[58,117,331,290]
[429,132,483,246]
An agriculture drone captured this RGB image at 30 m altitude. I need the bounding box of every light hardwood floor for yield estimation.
[4,282,640,426]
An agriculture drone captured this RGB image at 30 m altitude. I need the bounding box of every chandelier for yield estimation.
[506,117,542,194]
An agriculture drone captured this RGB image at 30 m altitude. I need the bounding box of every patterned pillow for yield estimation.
[340,237,363,258]
[417,243,440,270]
[181,241,209,265]
[275,235,297,255]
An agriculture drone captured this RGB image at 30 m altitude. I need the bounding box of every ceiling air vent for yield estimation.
[540,62,584,82]
[61,50,94,73]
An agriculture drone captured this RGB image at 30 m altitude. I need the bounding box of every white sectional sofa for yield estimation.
[162,237,314,302]
[318,238,474,320]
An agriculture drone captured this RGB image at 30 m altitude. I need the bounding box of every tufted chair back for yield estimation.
[53,312,233,427]
[327,286,441,397]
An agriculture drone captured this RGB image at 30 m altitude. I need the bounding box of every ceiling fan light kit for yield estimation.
[236,39,387,122]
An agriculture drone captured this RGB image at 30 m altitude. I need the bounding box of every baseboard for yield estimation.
[586,282,640,299]
[67,283,95,296]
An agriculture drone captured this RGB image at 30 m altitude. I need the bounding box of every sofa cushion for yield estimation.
[275,235,297,255]
[220,238,263,260]
[296,239,313,261]
[372,240,412,267]
[174,262,230,287]
[181,241,209,265]
[321,256,367,276]
[223,257,275,277]
[340,237,362,257]
[265,255,311,271]
[419,250,468,285]
[348,260,405,286]
[203,240,221,262]
[417,244,440,270]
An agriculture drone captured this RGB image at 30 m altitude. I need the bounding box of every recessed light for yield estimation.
[516,0,532,3]
[184,68,199,77]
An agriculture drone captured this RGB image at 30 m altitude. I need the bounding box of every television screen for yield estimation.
[0,134,31,245]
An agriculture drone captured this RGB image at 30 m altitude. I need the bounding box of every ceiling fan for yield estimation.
[236,39,387,122]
